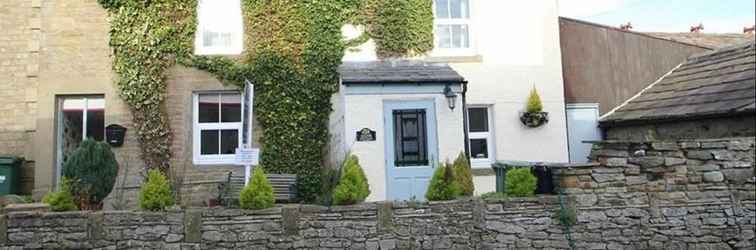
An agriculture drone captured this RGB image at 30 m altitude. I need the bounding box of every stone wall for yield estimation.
[603,115,756,141]
[1,137,753,249]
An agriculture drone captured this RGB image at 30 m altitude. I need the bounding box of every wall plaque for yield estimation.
[356,128,376,142]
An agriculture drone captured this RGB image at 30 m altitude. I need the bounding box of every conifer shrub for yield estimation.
[42,177,78,212]
[452,152,474,196]
[61,139,118,208]
[505,168,537,197]
[239,167,275,210]
[332,155,370,205]
[526,87,543,113]
[139,169,174,211]
[425,162,460,201]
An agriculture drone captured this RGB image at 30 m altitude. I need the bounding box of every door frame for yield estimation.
[383,99,439,200]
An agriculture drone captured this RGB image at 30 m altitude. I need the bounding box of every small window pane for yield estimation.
[436,25,451,48]
[450,0,469,19]
[468,108,488,132]
[435,0,449,18]
[200,130,219,155]
[451,25,469,48]
[470,139,488,159]
[220,94,241,122]
[220,130,238,154]
[198,94,219,123]
[86,109,105,141]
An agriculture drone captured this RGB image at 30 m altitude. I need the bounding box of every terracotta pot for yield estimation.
[519,112,549,127]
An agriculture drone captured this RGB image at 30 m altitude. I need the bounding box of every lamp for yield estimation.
[443,85,457,110]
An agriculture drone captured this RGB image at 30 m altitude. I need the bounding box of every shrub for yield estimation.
[332,155,370,205]
[42,178,78,212]
[239,167,275,210]
[505,168,537,197]
[526,87,543,113]
[558,206,577,227]
[139,169,174,211]
[425,162,460,201]
[452,152,474,196]
[62,139,118,208]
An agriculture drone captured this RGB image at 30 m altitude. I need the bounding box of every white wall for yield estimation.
[341,88,465,201]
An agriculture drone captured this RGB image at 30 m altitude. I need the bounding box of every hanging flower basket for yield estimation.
[520,111,549,128]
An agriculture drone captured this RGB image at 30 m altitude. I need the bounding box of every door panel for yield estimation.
[566,104,601,163]
[384,100,437,201]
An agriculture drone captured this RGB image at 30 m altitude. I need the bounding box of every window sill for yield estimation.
[425,54,483,63]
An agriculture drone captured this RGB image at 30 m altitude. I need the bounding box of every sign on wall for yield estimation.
[356,128,376,141]
[235,147,260,166]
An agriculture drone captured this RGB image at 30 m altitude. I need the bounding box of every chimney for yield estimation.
[690,23,704,33]
[745,25,756,35]
[620,22,633,30]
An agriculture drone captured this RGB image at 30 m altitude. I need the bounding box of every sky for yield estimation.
[558,0,756,33]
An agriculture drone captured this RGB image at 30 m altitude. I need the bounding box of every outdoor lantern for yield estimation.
[444,85,457,110]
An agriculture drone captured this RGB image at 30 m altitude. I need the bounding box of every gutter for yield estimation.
[461,80,470,158]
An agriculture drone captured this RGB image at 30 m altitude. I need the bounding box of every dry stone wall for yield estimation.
[0,137,753,249]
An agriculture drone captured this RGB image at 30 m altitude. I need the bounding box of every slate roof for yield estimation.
[647,32,755,49]
[339,60,465,84]
[601,41,756,126]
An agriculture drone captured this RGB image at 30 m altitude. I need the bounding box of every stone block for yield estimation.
[686,150,713,160]
[721,169,754,183]
[711,150,735,161]
[624,165,641,175]
[559,176,579,188]
[600,157,627,167]
[703,172,724,183]
[680,141,701,149]
[665,157,686,166]
[701,141,728,149]
[592,173,624,183]
[379,239,396,250]
[652,142,679,151]
[184,210,201,243]
[626,176,648,185]
[691,164,719,172]
[628,156,664,167]
[728,140,753,151]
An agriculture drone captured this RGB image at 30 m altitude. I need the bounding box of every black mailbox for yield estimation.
[106,124,127,147]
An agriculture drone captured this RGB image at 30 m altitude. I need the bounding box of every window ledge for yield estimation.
[425,54,483,63]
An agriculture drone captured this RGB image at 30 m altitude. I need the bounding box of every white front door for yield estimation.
[384,100,438,201]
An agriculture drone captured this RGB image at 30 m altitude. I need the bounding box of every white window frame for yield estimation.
[194,0,244,55]
[432,0,476,57]
[467,105,494,167]
[192,92,243,165]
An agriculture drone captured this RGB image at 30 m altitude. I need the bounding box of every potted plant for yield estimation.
[520,87,549,127]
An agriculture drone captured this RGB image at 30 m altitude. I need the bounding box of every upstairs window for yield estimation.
[434,0,472,53]
[195,0,243,55]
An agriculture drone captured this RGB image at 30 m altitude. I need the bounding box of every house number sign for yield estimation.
[356,128,376,142]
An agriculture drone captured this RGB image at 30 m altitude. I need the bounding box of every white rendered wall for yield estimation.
[341,89,465,201]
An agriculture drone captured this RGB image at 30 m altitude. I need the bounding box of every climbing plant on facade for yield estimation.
[98,0,433,202]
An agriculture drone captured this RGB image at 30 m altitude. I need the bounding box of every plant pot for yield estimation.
[519,111,549,128]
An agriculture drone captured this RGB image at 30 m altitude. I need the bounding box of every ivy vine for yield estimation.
[98,0,433,202]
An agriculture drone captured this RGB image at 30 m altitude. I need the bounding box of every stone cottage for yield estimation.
[0,0,569,205]
[600,41,756,141]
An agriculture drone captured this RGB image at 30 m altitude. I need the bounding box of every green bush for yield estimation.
[240,167,275,210]
[505,168,537,197]
[42,178,78,212]
[332,155,370,205]
[139,169,174,211]
[526,87,543,113]
[452,153,474,196]
[425,162,460,201]
[62,139,118,208]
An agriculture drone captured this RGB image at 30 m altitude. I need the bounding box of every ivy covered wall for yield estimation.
[97,0,433,202]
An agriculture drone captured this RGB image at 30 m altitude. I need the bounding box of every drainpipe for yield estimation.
[461,80,470,158]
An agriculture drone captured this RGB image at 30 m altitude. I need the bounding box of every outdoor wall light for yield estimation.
[444,85,457,110]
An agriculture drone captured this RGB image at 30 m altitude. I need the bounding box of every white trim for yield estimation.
[466,105,495,167]
[192,92,244,165]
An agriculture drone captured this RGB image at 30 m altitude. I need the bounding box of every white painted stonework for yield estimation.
[336,0,568,200]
